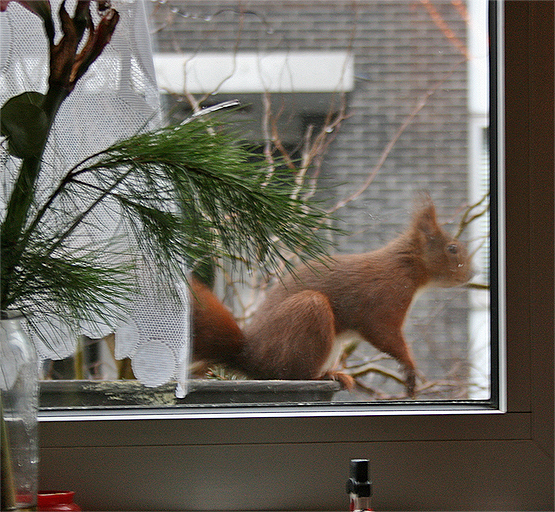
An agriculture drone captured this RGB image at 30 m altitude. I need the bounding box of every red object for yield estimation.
[38,491,81,511]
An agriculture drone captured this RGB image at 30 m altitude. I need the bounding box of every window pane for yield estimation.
[153,0,493,405]
[11,0,493,410]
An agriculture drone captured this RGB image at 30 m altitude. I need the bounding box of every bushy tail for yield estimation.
[190,278,247,373]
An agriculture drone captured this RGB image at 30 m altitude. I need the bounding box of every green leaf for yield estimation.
[1,91,48,158]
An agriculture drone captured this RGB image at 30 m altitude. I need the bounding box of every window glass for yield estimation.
[5,0,494,410]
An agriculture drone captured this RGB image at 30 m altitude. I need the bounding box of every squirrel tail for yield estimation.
[190,277,247,374]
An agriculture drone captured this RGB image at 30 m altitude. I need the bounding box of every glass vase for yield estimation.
[1,311,39,511]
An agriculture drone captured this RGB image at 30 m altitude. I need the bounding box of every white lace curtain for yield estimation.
[0,0,191,396]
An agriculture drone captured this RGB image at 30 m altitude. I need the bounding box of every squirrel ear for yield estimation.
[413,197,438,236]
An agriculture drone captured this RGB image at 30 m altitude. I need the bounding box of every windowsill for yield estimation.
[39,379,342,410]
[38,377,506,425]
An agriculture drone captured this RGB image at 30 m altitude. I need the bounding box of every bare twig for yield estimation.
[455,191,490,239]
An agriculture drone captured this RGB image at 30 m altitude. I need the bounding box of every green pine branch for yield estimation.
[3,114,336,332]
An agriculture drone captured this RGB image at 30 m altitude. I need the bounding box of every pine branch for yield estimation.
[6,114,335,327]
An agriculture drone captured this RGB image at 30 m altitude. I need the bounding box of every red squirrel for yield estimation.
[191,198,472,396]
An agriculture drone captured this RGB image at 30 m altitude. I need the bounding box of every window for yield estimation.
[36,1,554,511]
[17,0,499,410]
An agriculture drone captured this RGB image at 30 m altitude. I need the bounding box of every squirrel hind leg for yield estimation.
[321,370,355,390]
[244,289,336,381]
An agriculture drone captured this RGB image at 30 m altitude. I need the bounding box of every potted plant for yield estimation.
[0,1,333,508]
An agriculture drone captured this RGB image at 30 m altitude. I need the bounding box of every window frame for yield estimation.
[37,2,554,510]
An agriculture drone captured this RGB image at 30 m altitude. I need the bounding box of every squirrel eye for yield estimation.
[447,244,458,254]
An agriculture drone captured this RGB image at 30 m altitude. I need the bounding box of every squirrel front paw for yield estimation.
[405,369,416,398]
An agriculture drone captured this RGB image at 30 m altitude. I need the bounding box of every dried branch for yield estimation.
[455,191,490,239]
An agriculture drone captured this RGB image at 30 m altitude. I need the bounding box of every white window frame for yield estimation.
[467,0,491,400]
[37,3,554,510]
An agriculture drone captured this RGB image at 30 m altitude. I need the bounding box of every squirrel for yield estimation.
[190,197,472,397]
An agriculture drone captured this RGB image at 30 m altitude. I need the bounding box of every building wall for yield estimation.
[149,0,475,397]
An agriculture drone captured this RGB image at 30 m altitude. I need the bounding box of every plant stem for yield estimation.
[1,84,69,309]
